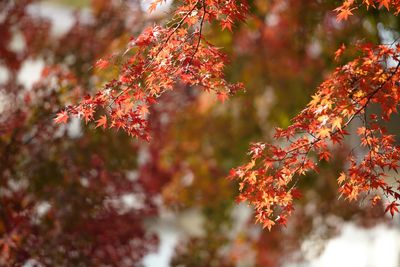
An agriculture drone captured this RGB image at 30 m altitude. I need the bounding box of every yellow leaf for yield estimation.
[317,127,331,139]
[337,172,346,184]
[331,117,342,130]
[308,94,320,107]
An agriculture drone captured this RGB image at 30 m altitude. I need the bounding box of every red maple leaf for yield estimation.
[385,202,399,218]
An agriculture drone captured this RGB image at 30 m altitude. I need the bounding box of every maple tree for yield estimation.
[231,1,400,230]
[3,0,400,266]
[57,0,247,140]
[56,0,400,231]
[0,1,161,265]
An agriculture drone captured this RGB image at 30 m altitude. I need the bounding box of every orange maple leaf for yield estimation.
[262,219,275,231]
[95,59,109,69]
[54,111,69,124]
[337,172,346,185]
[334,44,346,61]
[217,91,229,103]
[95,115,107,129]
[138,104,149,116]
[378,0,390,10]
[335,7,353,21]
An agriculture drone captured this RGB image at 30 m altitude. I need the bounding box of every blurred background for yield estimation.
[1,0,400,266]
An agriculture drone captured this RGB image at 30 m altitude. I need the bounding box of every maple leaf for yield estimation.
[138,104,149,116]
[291,188,303,199]
[221,19,233,32]
[123,101,135,113]
[319,151,331,161]
[334,44,346,61]
[331,117,342,130]
[308,94,320,108]
[317,115,329,125]
[95,59,109,69]
[54,111,69,124]
[356,127,366,136]
[262,219,275,231]
[83,108,94,124]
[217,91,229,103]
[276,216,287,227]
[148,1,159,13]
[95,115,107,129]
[337,172,346,184]
[378,0,390,10]
[317,127,331,138]
[335,7,353,21]
[385,202,399,218]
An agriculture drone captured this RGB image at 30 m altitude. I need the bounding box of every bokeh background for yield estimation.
[1,0,400,266]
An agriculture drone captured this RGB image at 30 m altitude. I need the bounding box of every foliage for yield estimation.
[58,0,400,231]
[232,2,400,229]
[0,1,159,265]
[3,0,400,266]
